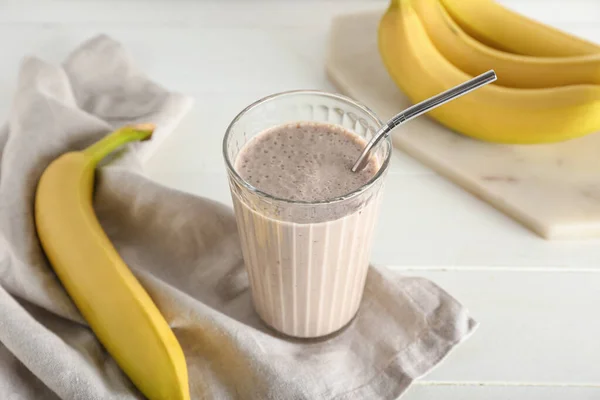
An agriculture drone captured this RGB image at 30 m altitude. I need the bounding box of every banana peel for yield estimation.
[410,0,600,89]
[379,0,600,143]
[440,0,600,57]
[35,125,190,400]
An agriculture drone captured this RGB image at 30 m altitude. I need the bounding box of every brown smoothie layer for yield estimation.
[235,122,379,202]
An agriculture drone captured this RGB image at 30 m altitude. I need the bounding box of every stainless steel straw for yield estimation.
[352,70,497,172]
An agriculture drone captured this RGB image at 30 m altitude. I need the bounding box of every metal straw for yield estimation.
[352,70,497,172]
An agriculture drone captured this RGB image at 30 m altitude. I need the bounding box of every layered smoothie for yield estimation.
[231,121,383,337]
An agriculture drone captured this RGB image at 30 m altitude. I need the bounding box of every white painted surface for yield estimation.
[412,270,600,384]
[404,383,600,400]
[1,0,599,398]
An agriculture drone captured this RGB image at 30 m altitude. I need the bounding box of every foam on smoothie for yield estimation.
[235,122,379,202]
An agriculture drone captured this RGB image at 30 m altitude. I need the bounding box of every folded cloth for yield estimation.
[0,35,477,400]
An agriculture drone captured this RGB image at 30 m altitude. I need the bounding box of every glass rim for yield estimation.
[222,89,392,206]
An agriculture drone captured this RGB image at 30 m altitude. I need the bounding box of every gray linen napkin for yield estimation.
[0,35,477,400]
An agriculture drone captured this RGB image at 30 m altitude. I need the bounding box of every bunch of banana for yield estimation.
[35,125,190,400]
[379,0,600,143]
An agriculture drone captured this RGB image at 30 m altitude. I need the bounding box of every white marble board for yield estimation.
[326,11,600,240]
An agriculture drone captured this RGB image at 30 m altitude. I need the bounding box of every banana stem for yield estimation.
[83,124,155,165]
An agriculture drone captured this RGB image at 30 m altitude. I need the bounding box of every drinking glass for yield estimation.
[223,90,391,338]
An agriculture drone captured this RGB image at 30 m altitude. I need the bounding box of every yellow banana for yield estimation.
[379,0,600,143]
[35,125,190,400]
[410,0,600,88]
[440,0,600,57]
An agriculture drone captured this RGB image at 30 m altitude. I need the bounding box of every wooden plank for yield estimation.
[0,1,389,26]
[399,270,600,384]
[0,1,597,32]
[405,383,600,400]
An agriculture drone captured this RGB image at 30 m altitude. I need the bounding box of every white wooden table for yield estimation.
[2,1,599,398]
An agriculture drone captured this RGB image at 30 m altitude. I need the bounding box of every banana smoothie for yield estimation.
[231,121,383,338]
